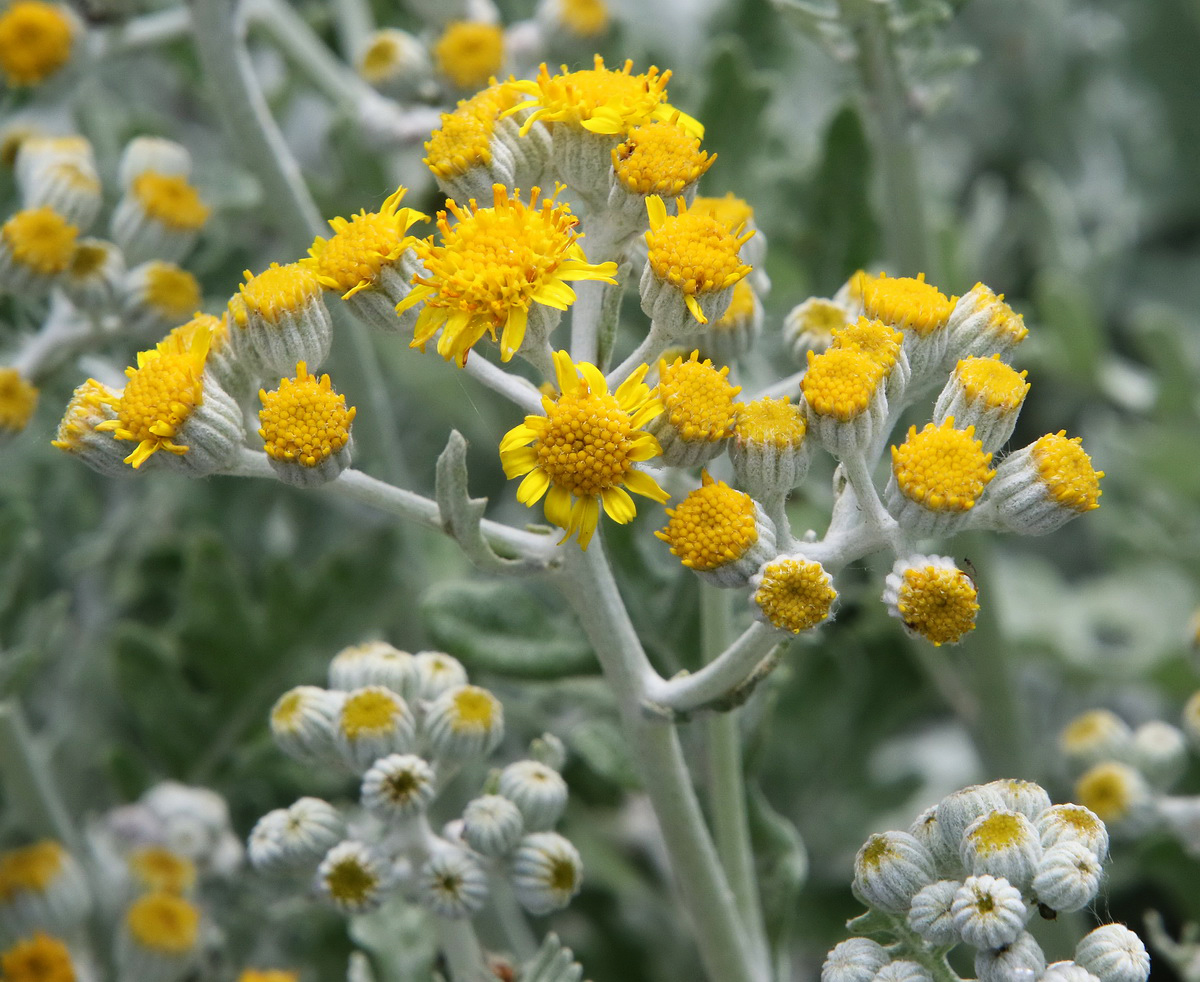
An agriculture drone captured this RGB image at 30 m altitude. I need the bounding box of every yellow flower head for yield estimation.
[508,56,702,138]
[735,397,806,449]
[95,319,213,468]
[611,118,714,197]
[0,841,67,900]
[892,561,979,645]
[51,378,118,453]
[1030,431,1103,513]
[644,195,753,324]
[689,193,755,230]
[890,419,995,512]
[500,350,668,548]
[434,21,503,91]
[0,2,73,86]
[655,472,758,570]
[399,185,618,365]
[713,279,756,330]
[140,262,202,321]
[305,187,427,298]
[1061,709,1128,758]
[128,847,196,895]
[131,172,209,231]
[236,262,323,325]
[953,355,1030,413]
[125,891,200,954]
[752,557,836,633]
[1075,761,1144,824]
[0,367,38,433]
[855,271,956,336]
[831,317,904,372]
[358,29,419,86]
[555,0,609,36]
[425,81,523,180]
[446,685,501,733]
[959,282,1028,347]
[238,972,299,982]
[2,206,77,275]
[656,350,740,442]
[801,348,886,422]
[258,362,356,467]
[0,932,74,982]
[340,687,407,740]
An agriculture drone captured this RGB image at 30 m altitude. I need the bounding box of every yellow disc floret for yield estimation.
[508,56,701,138]
[0,2,72,86]
[322,855,377,907]
[51,378,117,452]
[131,172,209,231]
[753,557,836,633]
[95,321,212,468]
[1030,431,1103,512]
[735,397,806,448]
[125,891,200,954]
[425,82,522,180]
[656,351,740,443]
[306,187,426,298]
[645,195,753,324]
[2,206,77,275]
[258,362,355,467]
[964,811,1025,853]
[715,279,756,329]
[340,688,404,739]
[831,317,903,372]
[895,563,979,645]
[399,185,617,365]
[450,686,501,732]
[434,21,503,91]
[891,419,995,512]
[0,841,66,900]
[142,262,201,320]
[689,193,754,232]
[857,271,955,336]
[801,348,886,422]
[500,350,668,548]
[612,118,714,197]
[954,355,1029,412]
[656,472,757,570]
[1075,762,1140,824]
[0,932,75,982]
[128,847,196,895]
[237,263,323,325]
[0,368,38,433]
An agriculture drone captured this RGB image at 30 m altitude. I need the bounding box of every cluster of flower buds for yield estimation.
[250,641,583,925]
[823,779,1149,982]
[1059,692,1200,854]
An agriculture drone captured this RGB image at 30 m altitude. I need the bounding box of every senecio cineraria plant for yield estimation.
[0,0,1123,980]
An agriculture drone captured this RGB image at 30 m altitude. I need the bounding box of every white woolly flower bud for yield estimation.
[462,795,525,858]
[1035,804,1109,862]
[1074,924,1150,982]
[1130,721,1187,789]
[800,346,890,460]
[269,686,343,765]
[1074,762,1155,833]
[228,263,332,378]
[944,283,1028,363]
[418,845,489,919]
[423,685,505,761]
[932,356,1028,455]
[60,238,126,313]
[328,642,417,698]
[984,431,1103,536]
[0,840,91,942]
[1040,961,1101,982]
[1031,842,1102,913]
[498,760,568,832]
[334,686,418,772]
[356,28,430,99]
[1059,710,1133,769]
[246,808,291,876]
[361,754,437,821]
[110,166,209,265]
[976,932,1046,982]
[873,961,933,982]
[909,806,962,878]
[510,832,583,916]
[16,137,102,232]
[983,780,1052,823]
[114,891,203,982]
[935,785,1007,860]
[411,651,470,701]
[118,137,192,190]
[907,879,962,946]
[247,798,345,877]
[1157,796,1200,858]
[315,841,392,914]
[852,831,937,913]
[821,938,890,982]
[783,296,848,364]
[960,810,1042,892]
[951,874,1027,950]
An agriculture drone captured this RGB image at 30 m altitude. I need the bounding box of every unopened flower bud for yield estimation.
[269,686,342,765]
[951,874,1026,950]
[986,432,1103,536]
[1032,841,1102,913]
[1041,962,1101,982]
[1074,924,1150,982]
[945,284,1028,363]
[908,805,962,877]
[0,840,90,941]
[933,356,1028,454]
[418,845,489,919]
[784,296,848,364]
[852,830,936,913]
[647,351,741,467]
[1035,804,1109,862]
[1074,762,1154,832]
[873,962,932,982]
[462,795,525,857]
[248,798,345,877]
[423,685,504,761]
[1130,721,1186,789]
[960,809,1042,892]
[335,686,417,772]
[730,396,810,500]
[115,891,202,982]
[1059,710,1133,769]
[935,784,1007,857]
[510,832,583,915]
[361,753,437,821]
[230,263,332,378]
[412,651,469,701]
[975,932,1045,982]
[498,760,568,831]
[821,938,889,982]
[907,879,961,946]
[982,780,1052,823]
[315,841,392,914]
[329,642,417,696]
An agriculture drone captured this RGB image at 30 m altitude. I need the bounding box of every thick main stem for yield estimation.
[561,543,758,982]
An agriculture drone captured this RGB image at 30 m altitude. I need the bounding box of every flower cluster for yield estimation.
[825,780,1148,982]
[250,642,583,923]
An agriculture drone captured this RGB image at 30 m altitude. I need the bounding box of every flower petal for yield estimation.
[516,466,551,504]
[600,485,637,524]
[624,468,671,503]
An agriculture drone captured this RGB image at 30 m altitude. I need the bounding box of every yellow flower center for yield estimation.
[142,262,201,320]
[656,474,757,570]
[341,689,404,739]
[966,811,1025,853]
[896,563,979,645]
[715,279,756,328]
[657,351,740,442]
[857,271,955,337]
[323,857,377,906]
[434,21,503,91]
[128,847,196,895]
[450,686,500,731]
[0,933,75,982]
[788,298,847,348]
[559,0,608,34]
[2,206,77,274]
[0,841,65,900]
[359,32,408,84]
[1075,762,1137,823]
[0,368,38,432]
[1060,709,1123,754]
[753,558,836,633]
[52,378,116,452]
[1053,805,1106,841]
[954,355,1029,412]
[0,2,72,86]
[645,197,753,300]
[612,119,713,197]
[968,282,1028,345]
[69,241,110,277]
[383,769,422,803]
[1030,431,1103,512]
[425,82,521,180]
[238,972,299,982]
[126,892,200,954]
[132,172,210,231]
[548,857,580,892]
[831,317,903,372]
[258,362,356,467]
[307,187,425,298]
[735,397,806,449]
[689,193,754,231]
[891,420,995,512]
[536,386,637,497]
[859,834,895,870]
[238,263,323,325]
[801,348,886,421]
[270,690,305,730]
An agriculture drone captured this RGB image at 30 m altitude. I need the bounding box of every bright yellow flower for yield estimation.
[238,971,299,982]
[0,841,67,900]
[1,206,77,275]
[128,847,196,895]
[125,891,199,954]
[557,0,609,36]
[131,172,209,231]
[425,82,523,181]
[434,21,504,91]
[398,185,617,365]
[0,2,73,86]
[500,350,668,548]
[611,118,714,197]
[1,932,74,982]
[0,367,38,434]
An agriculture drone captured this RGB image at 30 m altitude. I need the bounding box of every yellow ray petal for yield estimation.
[600,485,637,524]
